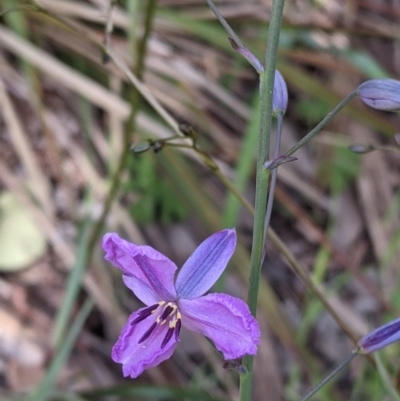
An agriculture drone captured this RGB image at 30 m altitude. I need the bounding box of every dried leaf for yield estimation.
[0,192,46,271]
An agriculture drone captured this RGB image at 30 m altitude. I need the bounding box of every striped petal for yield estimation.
[103,233,177,301]
[179,293,260,359]
[175,229,236,299]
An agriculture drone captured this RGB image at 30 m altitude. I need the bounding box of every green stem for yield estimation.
[240,0,286,400]
[205,0,263,73]
[51,221,92,347]
[262,112,283,262]
[27,299,94,401]
[285,90,357,157]
[299,352,357,401]
[205,0,245,49]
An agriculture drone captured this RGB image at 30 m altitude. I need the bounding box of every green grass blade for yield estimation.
[27,299,94,401]
[51,221,92,347]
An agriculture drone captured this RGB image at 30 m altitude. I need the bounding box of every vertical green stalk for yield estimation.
[239,1,286,400]
[262,112,283,261]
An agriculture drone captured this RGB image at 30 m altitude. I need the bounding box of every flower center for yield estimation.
[130,301,182,349]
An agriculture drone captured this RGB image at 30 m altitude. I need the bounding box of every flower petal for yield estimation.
[103,233,177,301]
[358,317,400,354]
[122,275,159,306]
[179,293,260,359]
[112,307,177,379]
[175,229,236,299]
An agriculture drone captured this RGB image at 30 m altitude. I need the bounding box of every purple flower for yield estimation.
[357,317,400,354]
[357,79,400,111]
[102,228,260,378]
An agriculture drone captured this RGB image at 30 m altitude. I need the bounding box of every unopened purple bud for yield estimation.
[273,70,288,115]
[357,317,400,354]
[357,79,400,111]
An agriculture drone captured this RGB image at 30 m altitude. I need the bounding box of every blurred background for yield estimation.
[0,0,400,400]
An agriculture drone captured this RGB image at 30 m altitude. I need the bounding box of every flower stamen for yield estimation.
[134,302,181,346]
[161,326,175,349]
[138,322,158,344]
[175,312,182,342]
[160,304,175,322]
[138,304,161,315]
[131,302,164,325]
[161,313,182,348]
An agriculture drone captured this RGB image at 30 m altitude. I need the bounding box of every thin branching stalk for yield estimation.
[285,91,357,157]
[299,352,357,401]
[205,0,245,49]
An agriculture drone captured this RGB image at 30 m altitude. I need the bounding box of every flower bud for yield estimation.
[273,70,288,115]
[357,317,400,354]
[349,144,375,154]
[131,142,152,154]
[357,79,400,111]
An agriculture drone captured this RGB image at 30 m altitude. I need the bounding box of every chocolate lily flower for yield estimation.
[103,229,260,378]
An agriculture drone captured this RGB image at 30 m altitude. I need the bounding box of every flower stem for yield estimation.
[299,352,357,401]
[262,112,283,262]
[239,0,286,399]
[285,90,357,157]
[205,0,245,50]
